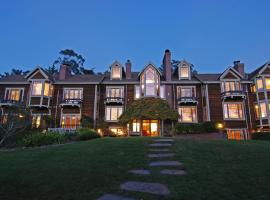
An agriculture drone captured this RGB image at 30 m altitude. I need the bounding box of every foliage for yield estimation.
[19,131,67,147]
[251,132,270,140]
[46,65,58,76]
[81,116,93,128]
[0,103,31,146]
[76,128,100,141]
[119,97,179,124]
[173,122,217,134]
[0,68,29,78]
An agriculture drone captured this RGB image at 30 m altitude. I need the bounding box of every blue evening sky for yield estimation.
[0,0,269,74]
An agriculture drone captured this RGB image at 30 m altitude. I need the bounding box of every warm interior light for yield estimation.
[216,123,223,129]
[19,114,23,118]
[97,129,101,134]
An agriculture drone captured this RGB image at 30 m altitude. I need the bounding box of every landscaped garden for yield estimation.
[1,137,270,200]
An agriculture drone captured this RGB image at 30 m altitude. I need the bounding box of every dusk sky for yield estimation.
[0,0,269,74]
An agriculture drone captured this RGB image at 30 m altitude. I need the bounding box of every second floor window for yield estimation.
[111,67,121,79]
[135,85,140,99]
[265,77,270,90]
[223,103,244,120]
[141,66,160,97]
[256,78,263,90]
[177,86,195,98]
[106,87,124,98]
[5,88,24,101]
[105,106,123,121]
[179,67,189,79]
[221,81,241,92]
[32,81,52,97]
[64,89,83,100]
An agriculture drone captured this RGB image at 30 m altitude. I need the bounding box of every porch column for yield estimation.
[161,120,164,137]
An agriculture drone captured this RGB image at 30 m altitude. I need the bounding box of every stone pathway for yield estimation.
[97,137,187,199]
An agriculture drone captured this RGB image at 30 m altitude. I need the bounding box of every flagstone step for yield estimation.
[97,193,135,200]
[153,139,174,142]
[149,143,172,147]
[160,169,187,175]
[149,161,183,167]
[147,153,175,158]
[120,181,170,196]
[149,149,170,152]
[129,169,151,175]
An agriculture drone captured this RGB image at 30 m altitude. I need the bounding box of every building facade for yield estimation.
[0,49,270,139]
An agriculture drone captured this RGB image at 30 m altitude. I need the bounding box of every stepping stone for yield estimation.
[154,139,174,142]
[148,153,175,158]
[149,149,170,152]
[120,181,170,196]
[129,169,151,175]
[97,194,135,200]
[149,161,182,167]
[149,143,172,147]
[160,169,187,175]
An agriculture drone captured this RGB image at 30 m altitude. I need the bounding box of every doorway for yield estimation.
[142,120,159,136]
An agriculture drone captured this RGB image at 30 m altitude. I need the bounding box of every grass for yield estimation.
[0,138,270,200]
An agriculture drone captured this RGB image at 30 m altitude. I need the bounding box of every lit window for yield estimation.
[260,102,267,118]
[256,78,263,90]
[222,82,240,92]
[111,67,121,79]
[180,67,189,79]
[160,85,165,99]
[32,115,41,128]
[32,81,43,96]
[223,103,244,119]
[61,114,81,129]
[64,89,83,99]
[227,129,246,140]
[251,85,256,93]
[5,88,23,101]
[135,85,140,99]
[132,120,140,132]
[106,87,123,98]
[265,78,270,90]
[44,83,50,96]
[255,104,259,118]
[110,127,124,135]
[140,66,159,97]
[178,107,197,122]
[106,107,123,121]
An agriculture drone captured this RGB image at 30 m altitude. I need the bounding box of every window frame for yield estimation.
[134,85,141,99]
[223,102,245,120]
[226,129,248,140]
[60,113,81,129]
[31,80,52,97]
[105,106,123,122]
[106,86,124,98]
[4,87,25,102]
[140,66,160,97]
[110,66,122,80]
[63,88,83,100]
[221,81,241,92]
[178,106,197,123]
[177,86,196,98]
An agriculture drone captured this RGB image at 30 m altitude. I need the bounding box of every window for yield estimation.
[222,82,241,92]
[135,85,140,99]
[255,104,259,118]
[256,78,263,90]
[109,127,124,135]
[64,88,83,100]
[260,102,267,118]
[132,120,140,132]
[227,129,246,140]
[106,87,123,98]
[179,65,190,79]
[32,115,41,128]
[140,66,160,97]
[265,78,270,90]
[44,83,50,96]
[5,88,23,101]
[223,103,244,120]
[251,85,256,93]
[32,81,43,96]
[111,67,121,79]
[160,85,165,98]
[178,107,197,122]
[177,86,195,98]
[61,114,81,129]
[106,106,123,121]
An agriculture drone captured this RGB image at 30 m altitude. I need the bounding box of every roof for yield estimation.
[55,74,104,83]
[248,61,270,79]
[195,73,221,81]
[0,75,28,83]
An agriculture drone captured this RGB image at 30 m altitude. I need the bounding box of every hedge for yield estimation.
[173,122,217,134]
[251,132,270,140]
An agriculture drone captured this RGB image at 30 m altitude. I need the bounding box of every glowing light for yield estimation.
[97,129,101,134]
[216,123,224,129]
[19,114,23,118]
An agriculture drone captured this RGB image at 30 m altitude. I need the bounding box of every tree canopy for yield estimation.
[0,68,29,78]
[119,97,179,124]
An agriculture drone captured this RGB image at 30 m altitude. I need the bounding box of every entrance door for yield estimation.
[142,120,159,136]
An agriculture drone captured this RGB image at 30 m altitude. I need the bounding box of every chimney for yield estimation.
[163,49,172,81]
[233,60,245,77]
[125,59,132,79]
[59,64,71,80]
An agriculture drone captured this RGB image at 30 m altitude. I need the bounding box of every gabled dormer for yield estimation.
[110,61,123,80]
[178,60,192,80]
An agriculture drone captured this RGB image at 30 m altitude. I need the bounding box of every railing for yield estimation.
[0,99,20,105]
[177,97,198,104]
[60,99,83,106]
[48,128,77,133]
[221,90,246,99]
[105,97,124,104]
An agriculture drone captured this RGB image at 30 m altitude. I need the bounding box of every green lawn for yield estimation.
[0,138,270,200]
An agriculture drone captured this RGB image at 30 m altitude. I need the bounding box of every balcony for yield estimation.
[104,97,124,105]
[60,99,83,107]
[221,90,246,100]
[177,97,198,105]
[0,99,20,107]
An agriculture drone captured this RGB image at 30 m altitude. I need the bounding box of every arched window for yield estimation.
[140,65,160,97]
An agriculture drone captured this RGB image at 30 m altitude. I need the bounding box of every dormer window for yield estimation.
[178,61,191,80]
[140,65,160,97]
[110,61,122,80]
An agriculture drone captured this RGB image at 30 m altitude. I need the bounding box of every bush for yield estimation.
[174,122,217,134]
[252,132,270,140]
[81,116,93,128]
[76,128,100,141]
[19,131,67,147]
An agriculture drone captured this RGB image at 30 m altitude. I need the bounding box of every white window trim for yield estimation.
[226,128,248,140]
[255,100,270,119]
[178,65,191,80]
[178,106,198,123]
[159,85,166,99]
[134,85,141,99]
[222,102,245,121]
[105,106,123,122]
[60,113,81,129]
[177,86,196,98]
[4,87,25,102]
[220,81,242,93]
[63,88,84,100]
[110,66,122,80]
[106,86,124,98]
[140,65,160,97]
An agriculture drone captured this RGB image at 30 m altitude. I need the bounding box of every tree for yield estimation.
[46,65,58,77]
[0,68,29,78]
[119,97,179,124]
[52,49,94,75]
[0,103,31,146]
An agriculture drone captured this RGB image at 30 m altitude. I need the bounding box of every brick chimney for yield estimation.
[163,49,172,81]
[125,59,132,79]
[233,60,245,77]
[59,64,71,80]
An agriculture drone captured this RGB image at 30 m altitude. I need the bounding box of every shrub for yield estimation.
[19,131,67,147]
[173,122,217,134]
[81,116,93,128]
[76,128,100,141]
[202,122,217,133]
[251,132,270,140]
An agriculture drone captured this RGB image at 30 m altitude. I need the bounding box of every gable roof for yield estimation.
[218,67,243,80]
[138,62,162,77]
[248,61,270,79]
[24,66,50,80]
